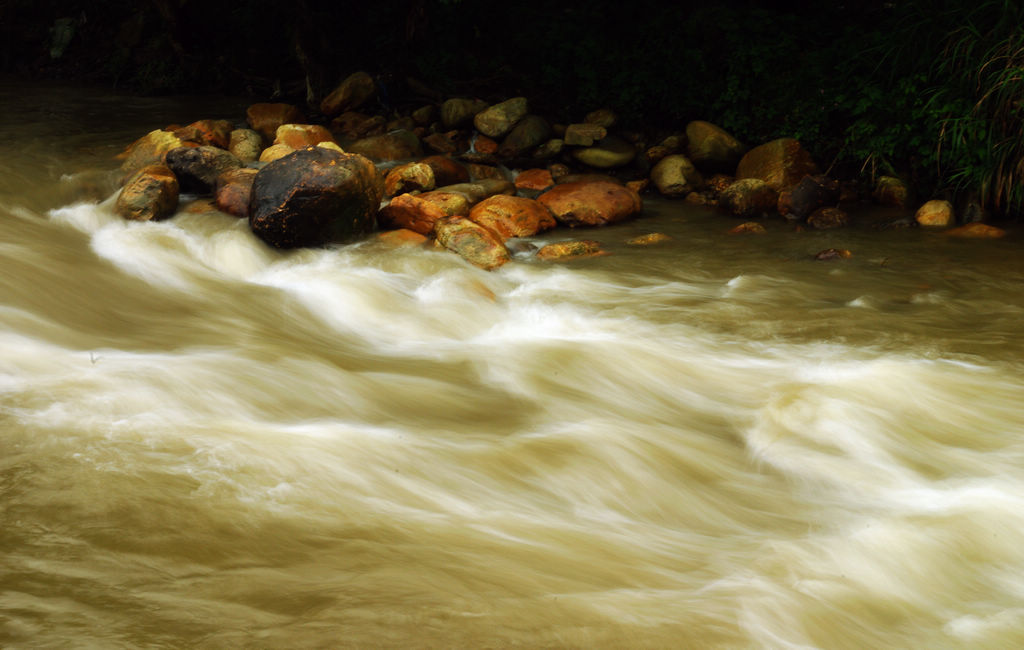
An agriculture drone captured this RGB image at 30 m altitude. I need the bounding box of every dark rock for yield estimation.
[165,146,242,193]
[320,71,376,116]
[420,156,470,186]
[499,115,550,157]
[719,179,778,217]
[246,103,305,142]
[789,174,840,219]
[807,207,849,229]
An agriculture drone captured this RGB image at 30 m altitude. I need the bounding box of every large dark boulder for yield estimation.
[789,174,840,219]
[249,147,383,248]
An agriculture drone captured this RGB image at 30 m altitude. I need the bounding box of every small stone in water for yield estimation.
[814,248,852,261]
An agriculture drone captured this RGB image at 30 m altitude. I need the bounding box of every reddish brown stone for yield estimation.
[273,124,337,149]
[375,229,429,248]
[815,248,852,261]
[424,132,461,155]
[383,162,435,197]
[719,179,778,218]
[538,181,642,227]
[246,103,305,142]
[330,112,387,140]
[626,232,672,245]
[468,195,555,241]
[729,222,766,234]
[420,156,470,186]
[379,193,455,234]
[474,134,499,154]
[626,179,650,194]
[946,223,1006,238]
[465,163,504,181]
[419,191,471,217]
[536,240,607,261]
[807,207,849,229]
[214,168,258,218]
[347,132,423,162]
[515,168,554,191]
[174,119,232,149]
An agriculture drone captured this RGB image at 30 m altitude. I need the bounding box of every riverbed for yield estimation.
[3,81,1024,649]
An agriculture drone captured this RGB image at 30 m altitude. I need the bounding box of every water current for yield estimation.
[3,81,1024,649]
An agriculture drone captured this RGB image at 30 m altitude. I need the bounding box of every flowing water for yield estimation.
[3,81,1024,649]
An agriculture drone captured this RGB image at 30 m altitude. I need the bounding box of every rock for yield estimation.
[626,232,672,245]
[736,137,819,191]
[420,191,472,216]
[330,112,387,140]
[644,145,673,166]
[259,144,297,163]
[375,228,429,248]
[317,142,345,154]
[533,139,564,159]
[320,71,376,116]
[564,123,607,147]
[915,199,954,227]
[626,179,650,194]
[474,97,529,138]
[115,164,179,221]
[584,108,617,129]
[420,156,470,186]
[424,132,462,154]
[571,135,636,169]
[465,163,504,181]
[474,134,499,154]
[246,102,304,142]
[441,97,488,129]
[729,222,767,234]
[435,180,515,204]
[807,206,849,229]
[274,124,336,149]
[536,240,606,261]
[538,181,642,227]
[165,146,242,193]
[347,131,422,162]
[814,248,852,261]
[548,163,570,180]
[174,119,232,149]
[387,116,417,132]
[412,105,436,126]
[383,162,435,197]
[789,174,840,219]
[706,174,735,194]
[685,191,716,206]
[214,167,258,218]
[685,120,745,173]
[379,191,471,234]
[229,128,262,163]
[468,195,556,241]
[872,176,909,208]
[119,129,185,178]
[499,115,550,156]
[249,147,382,248]
[719,179,778,217]
[651,154,704,197]
[514,168,554,191]
[434,217,511,270]
[557,173,621,185]
[946,223,1006,238]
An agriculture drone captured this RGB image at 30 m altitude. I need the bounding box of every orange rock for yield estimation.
[514,168,554,191]
[626,232,672,245]
[115,164,179,221]
[214,168,257,218]
[468,195,556,240]
[375,228,429,248]
[119,129,185,178]
[174,119,232,149]
[538,181,642,227]
[246,102,305,142]
[536,240,607,261]
[434,216,511,270]
[729,222,766,234]
[946,223,1007,238]
[626,179,650,194]
[465,163,503,180]
[474,134,499,154]
[419,191,471,217]
[259,144,296,163]
[379,191,471,234]
[915,199,954,227]
[273,124,336,149]
[383,162,435,197]
[736,137,819,191]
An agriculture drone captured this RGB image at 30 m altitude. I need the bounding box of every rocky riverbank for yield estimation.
[112,70,1008,270]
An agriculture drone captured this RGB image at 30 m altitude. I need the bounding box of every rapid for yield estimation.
[3,82,1024,649]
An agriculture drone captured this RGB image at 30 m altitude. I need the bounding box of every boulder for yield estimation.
[564,123,607,147]
[420,156,470,186]
[807,207,849,229]
[946,223,1006,238]
[320,71,376,116]
[499,115,550,156]
[330,112,387,140]
[214,167,258,218]
[789,174,840,219]
[434,217,511,270]
[246,103,304,142]
[719,179,778,218]
[736,137,819,191]
[347,131,423,162]
[383,162,435,197]
[174,119,232,149]
[571,135,636,169]
[685,120,745,173]
[474,97,529,138]
[584,108,617,129]
[411,105,436,126]
[533,138,564,159]
[514,168,554,191]
[119,129,185,178]
[468,195,556,241]
[228,128,263,163]
[115,164,179,221]
[165,146,242,193]
[651,154,704,197]
[273,124,336,149]
[538,181,642,227]
[536,240,606,261]
[259,144,297,163]
[249,147,383,248]
[441,98,488,129]
[915,199,954,227]
[873,176,909,208]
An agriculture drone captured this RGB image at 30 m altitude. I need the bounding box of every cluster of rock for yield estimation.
[113,70,1006,271]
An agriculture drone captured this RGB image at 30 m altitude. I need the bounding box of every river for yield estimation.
[3,81,1024,649]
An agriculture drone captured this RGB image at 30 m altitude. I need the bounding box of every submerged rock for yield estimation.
[536,239,607,261]
[626,232,672,245]
[946,223,1006,238]
[115,164,179,221]
[814,248,852,260]
[249,147,382,248]
[806,206,849,229]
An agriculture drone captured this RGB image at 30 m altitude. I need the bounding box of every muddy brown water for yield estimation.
[3,81,1024,649]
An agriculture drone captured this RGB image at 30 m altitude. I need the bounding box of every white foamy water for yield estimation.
[3,83,1024,649]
